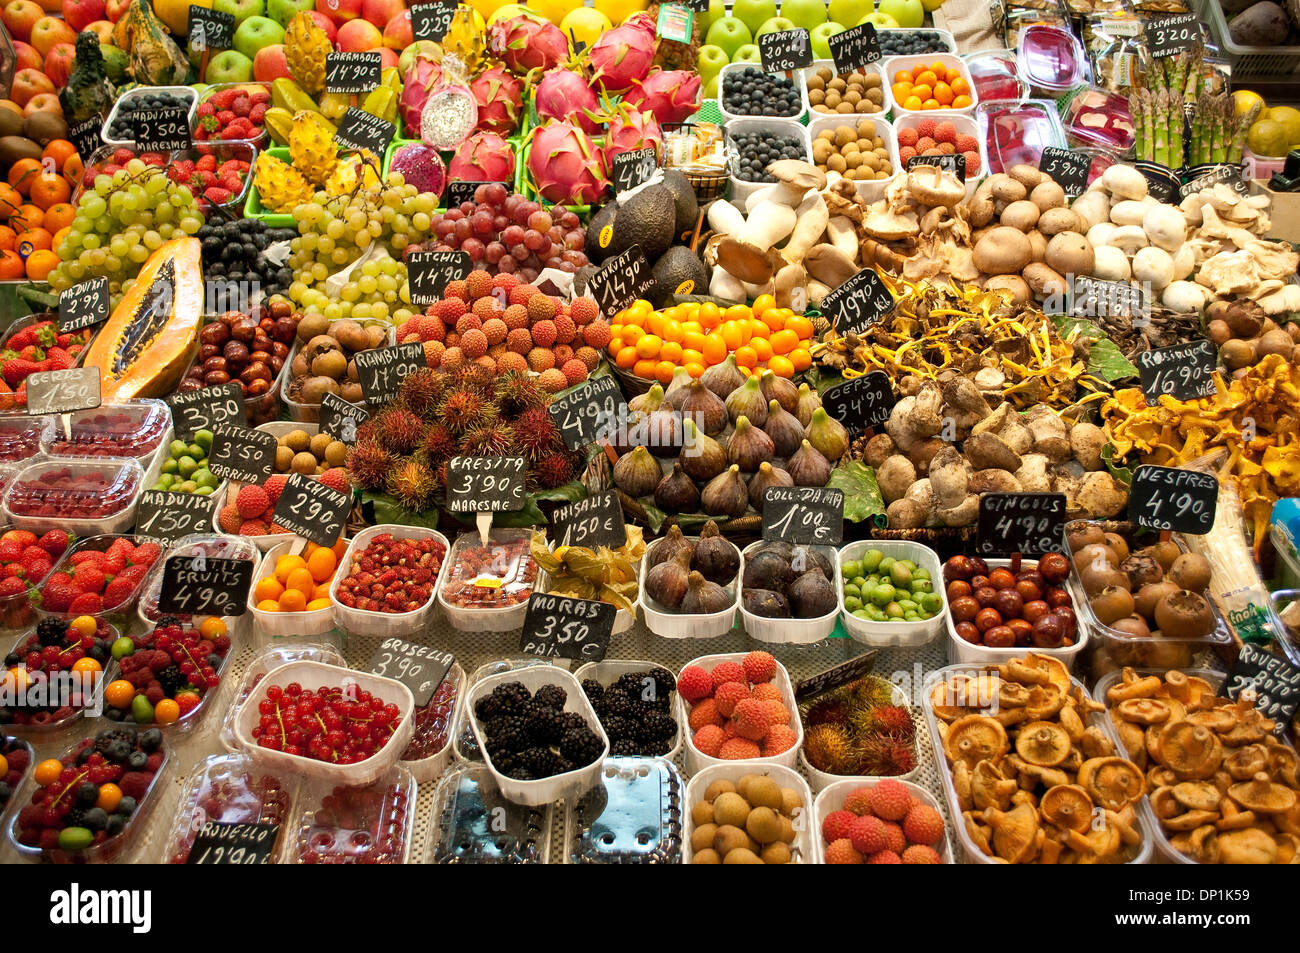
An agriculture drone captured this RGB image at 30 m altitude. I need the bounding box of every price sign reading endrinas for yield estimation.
[58,277,110,334]
[546,374,626,451]
[762,486,844,545]
[822,370,895,432]
[131,105,192,153]
[519,593,616,662]
[1127,465,1218,535]
[334,108,395,157]
[446,455,526,512]
[325,51,381,94]
[166,381,245,441]
[552,489,626,550]
[587,244,655,319]
[819,267,894,335]
[26,367,100,416]
[187,821,279,865]
[1038,147,1090,198]
[1135,339,1216,402]
[271,473,352,546]
[355,342,428,406]
[406,250,471,306]
[135,491,218,543]
[188,5,235,51]
[1148,13,1199,55]
[1226,643,1300,736]
[977,492,1066,557]
[759,28,812,74]
[207,425,278,484]
[158,554,253,617]
[368,637,453,708]
[318,392,369,445]
[905,152,965,182]
[828,21,881,73]
[410,0,456,42]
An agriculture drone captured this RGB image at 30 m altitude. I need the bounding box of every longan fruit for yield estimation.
[746,806,783,845]
[780,788,803,817]
[762,841,792,864]
[692,848,721,864]
[275,446,294,472]
[324,440,348,466]
[713,792,751,828]
[309,432,332,460]
[809,89,825,105]
[827,154,847,173]
[836,101,854,114]
[866,88,883,104]
[691,801,714,826]
[713,825,751,856]
[736,775,761,801]
[829,77,846,92]
[807,74,826,91]
[704,780,736,801]
[834,127,854,146]
[858,119,876,137]
[824,92,841,108]
[291,451,318,474]
[283,429,312,452]
[779,814,797,843]
[746,777,783,811]
[724,848,765,864]
[691,822,718,851]
[815,66,833,82]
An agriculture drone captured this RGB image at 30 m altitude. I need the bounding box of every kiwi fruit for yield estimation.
[24,112,67,146]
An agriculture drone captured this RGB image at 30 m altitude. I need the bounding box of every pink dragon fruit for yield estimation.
[534,67,602,135]
[527,120,606,205]
[399,52,443,138]
[470,66,524,135]
[488,13,569,76]
[587,12,657,94]
[449,132,516,183]
[624,69,701,125]
[602,104,662,168]
[389,142,446,200]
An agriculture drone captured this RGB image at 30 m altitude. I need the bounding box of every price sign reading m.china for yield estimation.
[446,455,526,512]
[271,473,352,546]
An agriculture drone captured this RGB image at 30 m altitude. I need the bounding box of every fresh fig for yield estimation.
[760,370,799,413]
[805,407,849,461]
[763,399,804,459]
[680,418,728,482]
[648,524,693,568]
[727,415,775,472]
[743,588,790,618]
[654,463,700,513]
[788,567,837,618]
[682,570,732,614]
[788,439,831,487]
[700,354,746,400]
[613,445,661,497]
[725,375,767,427]
[701,465,749,518]
[645,546,692,609]
[695,520,739,585]
[748,461,793,510]
[680,380,728,436]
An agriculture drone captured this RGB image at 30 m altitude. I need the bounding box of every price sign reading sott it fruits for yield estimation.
[762,486,844,545]
[410,0,456,42]
[188,5,235,51]
[318,392,369,445]
[406,250,471,306]
[829,22,881,73]
[446,455,526,512]
[368,637,453,708]
[135,491,218,543]
[587,244,655,319]
[58,277,110,334]
[355,341,428,406]
[325,51,382,94]
[977,492,1066,557]
[547,374,626,451]
[519,593,615,662]
[1038,147,1090,197]
[822,370,895,433]
[208,424,278,484]
[158,554,253,617]
[1127,465,1218,535]
[272,473,352,546]
[759,28,812,74]
[334,107,395,157]
[166,381,245,441]
[819,267,894,335]
[1135,339,1216,402]
[26,367,100,416]
[552,489,626,550]
[131,105,192,153]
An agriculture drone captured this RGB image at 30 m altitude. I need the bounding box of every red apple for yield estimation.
[10,68,54,107]
[336,16,381,50]
[307,9,337,42]
[61,0,104,30]
[30,15,75,56]
[315,0,360,25]
[11,39,43,71]
[104,0,127,19]
[361,0,401,28]
[252,43,292,83]
[82,18,113,41]
[377,45,397,68]
[42,41,74,86]
[382,8,409,48]
[2,0,43,41]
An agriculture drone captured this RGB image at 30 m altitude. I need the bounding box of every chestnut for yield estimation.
[973,586,999,609]
[250,350,271,366]
[975,607,1003,632]
[200,343,220,361]
[950,596,980,623]
[240,361,273,385]
[944,555,974,582]
[1031,613,1065,648]
[272,317,298,344]
[1022,600,1050,624]
[246,379,271,397]
[984,625,1016,648]
[224,341,250,365]
[955,621,981,645]
[1038,552,1071,584]
[946,580,972,601]
[269,355,284,375]
[271,341,290,359]
[988,568,1016,590]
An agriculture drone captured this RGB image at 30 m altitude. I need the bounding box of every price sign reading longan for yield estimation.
[446,455,526,512]
[318,392,369,445]
[977,492,1066,557]
[828,22,881,73]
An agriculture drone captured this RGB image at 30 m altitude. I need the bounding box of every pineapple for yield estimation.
[254,153,315,213]
[646,2,698,72]
[325,152,381,196]
[289,110,338,186]
[285,11,330,96]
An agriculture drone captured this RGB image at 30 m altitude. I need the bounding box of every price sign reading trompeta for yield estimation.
[58,277,110,333]
[762,486,844,545]
[552,489,626,550]
[446,455,526,512]
[135,491,218,543]
[1135,339,1216,402]
[318,392,369,445]
[1071,275,1148,323]
[355,342,428,406]
[587,244,655,318]
[819,267,894,335]
[977,492,1066,557]
[271,473,352,546]
[325,51,382,94]
[406,250,471,306]
[26,367,100,416]
[207,425,278,484]
[368,637,453,708]
[158,554,253,617]
[166,381,245,440]
[1037,147,1090,197]
[410,0,456,42]
[519,593,615,661]
[546,374,626,450]
[187,821,279,865]
[759,28,812,74]
[822,370,894,432]
[828,21,881,73]
[1127,465,1218,535]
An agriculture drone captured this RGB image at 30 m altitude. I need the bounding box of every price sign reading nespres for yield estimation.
[188,5,235,51]
[325,51,381,94]
[410,0,456,41]
[406,250,471,306]
[158,554,253,617]
[829,22,881,73]
[1135,339,1217,402]
[187,821,279,865]
[135,491,218,543]
[762,486,844,545]
[977,492,1066,557]
[58,277,110,334]
[587,244,655,319]
[446,455,526,512]
[26,367,100,416]
[271,473,352,546]
[820,267,894,335]
[1127,465,1218,535]
[905,152,966,182]
[131,105,192,153]
[519,593,615,662]
[759,28,812,74]
[546,374,626,451]
[208,425,278,484]
[334,107,395,157]
[355,341,428,406]
[166,381,245,441]
[368,637,453,708]
[611,147,658,194]
[552,489,627,550]
[1038,147,1090,197]
[822,370,895,432]
[319,392,369,445]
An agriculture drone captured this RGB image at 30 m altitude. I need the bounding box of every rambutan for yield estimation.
[346,441,392,490]
[804,723,858,775]
[421,423,458,460]
[460,423,517,458]
[510,406,561,459]
[495,370,547,416]
[535,452,576,488]
[439,388,487,434]
[858,736,918,776]
[386,457,437,511]
[397,368,444,417]
[374,408,427,455]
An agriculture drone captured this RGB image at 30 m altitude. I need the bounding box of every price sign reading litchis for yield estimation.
[135,491,218,543]
[26,367,100,416]
[759,28,812,74]
[546,374,626,451]
[552,489,626,550]
[410,0,456,42]
[406,250,471,306]
[131,105,192,153]
[334,107,395,156]
[1038,147,1090,197]
[158,554,253,617]
[1127,465,1218,535]
[829,22,881,73]
[977,492,1066,557]
[820,267,894,335]
[762,486,844,545]
[271,473,352,546]
[207,425,278,484]
[519,593,615,662]
[1135,339,1216,402]
[166,381,245,441]
[58,277,110,333]
[587,244,655,319]
[355,342,428,406]
[367,637,453,708]
[318,392,369,445]
[188,5,235,51]
[325,51,381,94]
[446,455,526,512]
[822,370,895,432]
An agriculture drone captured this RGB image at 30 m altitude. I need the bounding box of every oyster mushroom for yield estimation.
[1015,721,1072,767]
[1040,784,1094,833]
[1078,757,1146,810]
[1159,721,1224,779]
[944,715,1009,770]
[1228,772,1298,815]
[906,164,966,209]
[982,802,1042,863]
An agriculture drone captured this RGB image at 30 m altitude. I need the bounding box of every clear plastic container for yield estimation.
[1060,84,1136,154]
[812,777,953,863]
[962,49,1026,102]
[218,643,346,753]
[101,85,199,148]
[191,82,272,146]
[892,111,987,196]
[0,315,97,412]
[40,400,171,463]
[725,117,811,205]
[0,413,50,464]
[798,677,920,792]
[573,659,683,762]
[1016,24,1085,93]
[0,510,66,632]
[2,619,118,737]
[247,537,338,638]
[280,319,394,423]
[179,312,295,429]
[162,753,294,864]
[136,533,260,628]
[638,537,741,640]
[563,757,685,864]
[682,762,813,863]
[877,27,956,55]
[0,735,33,823]
[331,525,450,638]
[438,528,537,633]
[3,458,145,537]
[429,762,553,863]
[977,99,1066,175]
[288,765,416,864]
[110,616,236,733]
[739,542,841,644]
[837,540,945,647]
[880,53,980,116]
[805,112,900,205]
[35,533,160,625]
[400,661,464,783]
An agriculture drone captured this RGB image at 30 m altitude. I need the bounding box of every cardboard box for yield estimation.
[1251,178,1300,244]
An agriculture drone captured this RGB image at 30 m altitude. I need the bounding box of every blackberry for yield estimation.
[484,715,528,753]
[4,653,20,668]
[36,618,66,648]
[637,711,677,746]
[533,684,567,710]
[520,746,560,777]
[154,615,184,630]
[474,694,503,722]
[65,807,89,828]
[601,715,636,741]
[94,726,135,754]
[523,704,565,745]
[157,664,188,696]
[560,712,587,733]
[506,766,535,781]
[597,689,635,720]
[487,681,530,716]
[559,726,602,767]
[580,679,604,705]
[610,737,640,757]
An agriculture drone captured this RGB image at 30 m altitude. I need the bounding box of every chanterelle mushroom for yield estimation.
[945,715,1009,770]
[1015,721,1072,767]
[1228,772,1298,814]
[983,802,1041,863]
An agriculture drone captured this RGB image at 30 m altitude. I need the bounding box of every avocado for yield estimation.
[608,184,675,262]
[572,264,599,297]
[651,246,709,307]
[585,201,619,265]
[661,169,700,241]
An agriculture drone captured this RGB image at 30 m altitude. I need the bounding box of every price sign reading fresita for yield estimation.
[822,370,895,433]
[135,491,218,543]
[546,374,627,451]
[819,267,894,336]
[318,392,369,445]
[551,489,627,550]
[977,492,1066,557]
[1127,465,1218,535]
[519,593,615,662]
[905,152,965,182]
[1038,147,1090,198]
[188,5,235,51]
[828,22,882,74]
[334,107,395,157]
[1135,339,1217,402]
[207,425,278,484]
[158,554,253,617]
[26,367,100,416]
[410,0,456,42]
[187,821,279,865]
[759,28,813,74]
[131,105,192,153]
[325,51,382,94]
[762,486,844,546]
[271,473,352,546]
[446,455,526,512]
[1148,12,1199,55]
[58,277,110,334]
[406,250,472,306]
[1071,275,1149,324]
[586,244,656,319]
[166,381,245,441]
[367,637,453,708]
[610,147,658,194]
[355,342,428,406]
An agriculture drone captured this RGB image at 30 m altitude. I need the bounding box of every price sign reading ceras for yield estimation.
[166,381,245,441]
[829,22,881,74]
[186,821,279,865]
[587,244,655,319]
[410,0,456,42]
[547,374,627,451]
[759,28,812,74]
[610,147,657,194]
[905,152,965,182]
[188,5,235,51]
[158,553,253,617]
[762,486,844,545]
[1037,147,1090,198]
[131,105,192,153]
[1127,465,1218,535]
[1135,339,1216,402]
[318,392,369,445]
[819,267,894,335]
[1148,12,1199,55]
[977,492,1066,557]
[334,107,395,157]
[58,277,110,334]
[406,250,471,306]
[446,455,526,512]
[1226,643,1300,736]
[325,51,382,94]
[207,424,278,484]
[822,370,895,432]
[368,637,453,708]
[355,341,428,406]
[519,593,616,662]
[26,367,100,416]
[551,489,626,550]
[135,491,218,543]
[271,473,352,546]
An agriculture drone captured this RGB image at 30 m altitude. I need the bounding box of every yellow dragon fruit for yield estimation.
[254,153,315,213]
[285,12,330,97]
[325,152,381,196]
[289,110,337,186]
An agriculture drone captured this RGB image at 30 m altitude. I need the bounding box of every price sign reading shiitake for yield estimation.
[552,489,627,550]
[587,244,655,319]
[546,374,626,451]
[58,277,110,333]
[318,392,369,445]
[759,28,812,74]
[135,491,218,543]
[188,5,235,51]
[1135,339,1216,402]
[762,486,844,545]
[610,147,657,194]
[410,0,456,42]
[519,593,615,661]
[166,381,245,440]
[446,455,526,512]
[1127,465,1218,535]
[819,267,894,335]
[905,152,965,182]
[26,367,100,416]
[977,492,1066,557]
[187,821,279,865]
[271,473,352,546]
[1038,147,1090,197]
[334,107,395,157]
[158,554,253,617]
[130,105,192,153]
[208,424,278,484]
[406,250,471,306]
[368,637,453,708]
[828,22,881,73]
[325,51,382,94]
[1148,12,1199,55]
[355,341,428,406]
[822,370,895,432]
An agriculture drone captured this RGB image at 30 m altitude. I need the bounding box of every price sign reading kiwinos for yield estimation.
[822,370,895,432]
[158,554,253,617]
[406,250,471,306]
[135,491,218,543]
[446,455,526,512]
[762,486,844,545]
[977,492,1066,557]
[58,277,110,334]
[587,244,655,319]
[355,342,428,406]
[546,374,626,451]
[368,637,453,708]
[829,22,881,73]
[759,28,812,74]
[1038,147,1090,197]
[1127,465,1218,535]
[820,267,894,335]
[271,473,352,546]
[208,425,278,484]
[519,593,615,662]
[26,367,100,416]
[552,489,626,550]
[1135,339,1216,402]
[166,381,245,441]
[325,51,382,94]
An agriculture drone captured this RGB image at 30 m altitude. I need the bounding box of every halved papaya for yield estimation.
[84,237,203,402]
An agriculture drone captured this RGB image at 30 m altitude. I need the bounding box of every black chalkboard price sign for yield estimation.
[1127,465,1217,535]
[325,51,382,94]
[355,341,428,406]
[1072,275,1148,323]
[905,152,965,182]
[446,181,498,206]
[546,374,626,451]
[1138,163,1178,203]
[1179,163,1249,199]
[207,425,278,484]
[58,277,110,334]
[1225,643,1300,736]
[1148,12,1199,55]
[552,488,626,550]
[519,593,615,661]
[166,381,245,441]
[186,821,279,865]
[446,455,526,512]
[188,5,235,51]
[368,637,453,708]
[406,250,471,306]
[977,492,1066,557]
[611,147,657,194]
[271,473,352,546]
[759,28,812,74]
[135,491,218,543]
[410,0,456,42]
[819,267,894,335]
[69,116,103,164]
[157,553,253,617]
[822,370,895,432]
[318,392,369,445]
[587,244,655,319]
[795,651,878,701]
[131,105,192,153]
[26,367,100,416]
[762,486,844,545]
[828,22,881,74]
[1135,339,1216,402]
[1038,147,1090,197]
[334,107,395,157]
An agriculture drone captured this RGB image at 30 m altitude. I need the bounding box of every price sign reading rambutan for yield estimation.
[355,342,428,406]
[447,455,526,512]
[272,473,352,546]
[547,374,626,451]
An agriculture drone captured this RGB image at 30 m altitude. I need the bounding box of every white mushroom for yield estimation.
[1092,245,1132,281]
[1132,246,1175,291]
[1101,164,1149,200]
[1161,280,1209,313]
[1142,203,1187,252]
[1109,225,1149,256]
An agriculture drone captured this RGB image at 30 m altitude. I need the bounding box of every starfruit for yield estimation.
[318,91,351,122]
[270,76,320,115]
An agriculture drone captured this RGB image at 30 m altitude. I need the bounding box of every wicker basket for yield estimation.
[663,119,730,204]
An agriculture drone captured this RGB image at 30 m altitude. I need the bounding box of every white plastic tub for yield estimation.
[330,524,450,639]
[400,661,465,784]
[677,651,803,775]
[573,659,683,762]
[812,777,953,863]
[890,110,987,199]
[739,541,841,644]
[881,53,980,116]
[219,643,347,753]
[725,117,812,205]
[798,678,920,791]
[683,762,814,864]
[281,319,394,423]
[639,537,742,639]
[452,658,559,762]
[806,110,900,205]
[717,61,810,126]
[233,660,415,787]
[467,665,609,808]
[248,537,339,638]
[838,539,945,647]
[802,58,894,117]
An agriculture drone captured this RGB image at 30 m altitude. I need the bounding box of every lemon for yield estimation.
[487,3,532,24]
[1233,89,1265,117]
[593,0,651,25]
[561,5,613,47]
[1248,119,1291,158]
[528,0,583,24]
[1267,106,1300,146]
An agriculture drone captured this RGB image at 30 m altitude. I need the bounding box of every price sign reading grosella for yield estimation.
[368,637,453,708]
[446,455,526,512]
[158,554,253,617]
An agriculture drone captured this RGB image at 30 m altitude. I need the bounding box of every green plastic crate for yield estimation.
[243,146,297,228]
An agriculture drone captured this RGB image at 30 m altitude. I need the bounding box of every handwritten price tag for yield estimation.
[1226,643,1300,736]
[1127,465,1217,535]
[368,637,453,708]
[446,455,526,512]
[26,367,100,416]
[551,488,626,550]
[188,5,235,51]
[759,28,812,74]
[406,250,471,306]
[207,425,278,484]
[131,105,191,152]
[822,370,894,432]
[519,593,615,661]
[762,486,844,545]
[1038,147,1089,197]
[158,554,253,617]
[271,473,351,546]
[905,152,965,182]
[546,374,626,451]
[355,341,428,406]
[325,51,381,94]
[977,492,1065,557]
[135,491,218,543]
[820,268,894,335]
[334,107,395,157]
[1135,340,1216,402]
[587,244,656,319]
[410,0,456,41]
[318,392,369,445]
[58,277,110,334]
[166,381,245,441]
[611,147,657,193]
[187,821,279,865]
[828,21,881,73]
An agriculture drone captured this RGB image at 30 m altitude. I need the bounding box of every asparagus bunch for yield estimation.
[1188,94,1263,166]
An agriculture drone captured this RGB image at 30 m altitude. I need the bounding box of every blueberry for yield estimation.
[105,708,125,722]
[0,782,9,802]
[127,750,147,770]
[106,739,131,763]
[76,782,99,805]
[83,808,109,832]
[106,815,125,836]
[116,796,137,818]
[138,728,162,752]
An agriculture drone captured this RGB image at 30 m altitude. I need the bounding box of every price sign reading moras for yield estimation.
[207,424,278,484]
[762,486,844,545]
[1135,339,1216,402]
[905,152,965,182]
[446,455,526,512]
[135,491,218,543]
[1127,465,1218,535]
[131,105,191,153]
[368,637,453,708]
[355,341,428,406]
[410,0,456,42]
[546,374,626,451]
[318,392,369,445]
[1072,275,1148,324]
[611,147,657,194]
[166,381,245,440]
[519,593,615,662]
[1226,643,1300,737]
[406,250,471,306]
[325,51,381,94]
[977,492,1066,557]
[822,370,895,432]
[186,821,279,865]
[1148,12,1198,55]
[334,108,395,157]
[759,28,812,74]
[158,554,253,617]
[819,266,894,335]
[587,244,655,319]
[828,22,881,73]
[552,489,626,550]
[1038,147,1089,198]
[272,473,352,546]
[58,277,109,334]
[26,367,100,416]
[188,5,235,51]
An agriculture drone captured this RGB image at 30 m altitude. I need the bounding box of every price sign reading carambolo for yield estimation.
[446,455,526,512]
[1127,465,1218,535]
[762,486,844,545]
[325,51,381,94]
[158,554,252,617]
[977,492,1065,557]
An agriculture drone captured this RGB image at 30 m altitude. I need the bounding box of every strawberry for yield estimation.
[42,581,76,612]
[211,88,239,110]
[112,147,134,164]
[106,538,135,561]
[45,347,73,371]
[196,154,217,172]
[0,577,25,598]
[219,173,243,193]
[71,564,106,594]
[203,187,233,206]
[131,542,161,566]
[248,102,267,125]
[36,530,67,557]
[117,565,149,585]
[101,552,126,576]
[4,359,40,388]
[18,547,49,578]
[3,564,24,579]
[69,551,104,566]
[68,592,103,614]
[102,577,136,607]
[0,540,20,562]
[231,94,251,117]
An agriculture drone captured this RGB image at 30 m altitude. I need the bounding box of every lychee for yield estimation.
[235,484,270,519]
[676,665,713,702]
[506,328,533,354]
[881,821,907,854]
[848,814,888,854]
[688,697,724,730]
[823,838,863,864]
[763,723,797,756]
[717,737,761,760]
[531,320,557,348]
[751,683,782,702]
[731,698,774,741]
[527,347,555,372]
[742,650,776,684]
[537,368,567,392]
[868,779,913,821]
[693,724,726,757]
[902,844,942,864]
[455,313,482,335]
[710,661,746,688]
[713,681,750,717]
[866,849,902,864]
[902,803,944,847]
[481,317,507,345]
[842,786,874,816]
[560,358,588,387]
[822,809,856,843]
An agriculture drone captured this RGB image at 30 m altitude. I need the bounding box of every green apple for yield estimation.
[703,74,719,99]
[876,0,923,28]
[698,43,729,82]
[860,11,898,27]
[730,0,777,35]
[810,21,843,58]
[266,0,314,26]
[214,0,264,26]
[780,0,826,29]
[829,0,873,27]
[755,15,797,37]
[232,14,285,62]
[206,48,254,83]
[705,16,752,60]
[698,0,727,36]
[733,43,762,63]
